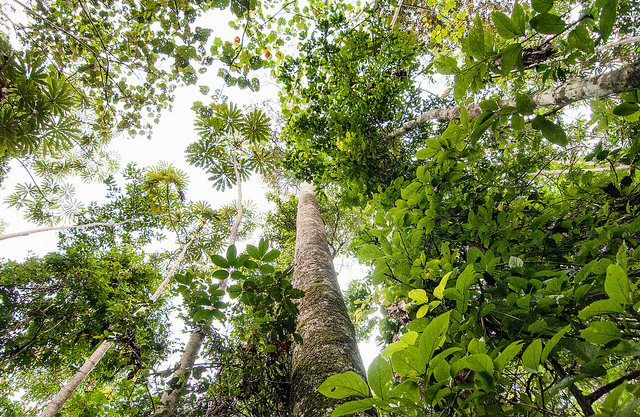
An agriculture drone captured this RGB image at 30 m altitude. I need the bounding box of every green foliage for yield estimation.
[0,247,169,414]
[278,5,437,201]
[186,101,273,191]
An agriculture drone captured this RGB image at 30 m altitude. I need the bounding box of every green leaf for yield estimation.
[580,321,621,345]
[258,238,269,256]
[479,99,499,111]
[532,0,554,13]
[212,269,229,280]
[578,299,624,319]
[262,249,281,262]
[318,371,370,399]
[512,113,525,130]
[434,271,452,300]
[541,326,569,362]
[516,93,534,115]
[408,289,429,304]
[522,339,543,373]
[605,264,631,305]
[512,1,526,35]
[494,341,524,373]
[392,346,426,378]
[434,54,459,75]
[226,245,237,264]
[599,0,618,41]
[493,11,519,39]
[330,399,374,417]
[192,309,214,323]
[454,354,494,375]
[530,13,566,34]
[501,43,523,76]
[568,25,594,53]
[368,355,393,399]
[532,116,568,146]
[420,311,451,363]
[210,254,230,268]
[456,265,477,292]
[246,244,260,259]
[613,102,640,116]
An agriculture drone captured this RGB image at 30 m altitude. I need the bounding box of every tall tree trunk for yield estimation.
[38,225,203,417]
[154,151,242,415]
[289,183,375,416]
[385,60,640,140]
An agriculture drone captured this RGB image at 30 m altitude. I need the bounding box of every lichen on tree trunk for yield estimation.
[290,183,375,417]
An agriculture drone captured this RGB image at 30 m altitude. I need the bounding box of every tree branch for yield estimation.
[0,219,138,241]
[586,369,640,404]
[385,60,640,140]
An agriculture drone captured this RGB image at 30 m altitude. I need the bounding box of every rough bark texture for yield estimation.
[385,60,640,140]
[290,183,375,417]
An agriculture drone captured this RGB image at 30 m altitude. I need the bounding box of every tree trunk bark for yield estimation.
[289,182,375,417]
[385,60,640,140]
[38,226,202,417]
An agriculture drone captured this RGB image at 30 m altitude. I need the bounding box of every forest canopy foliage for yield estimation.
[1,0,640,416]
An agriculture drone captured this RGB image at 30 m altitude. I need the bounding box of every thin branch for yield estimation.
[16,158,52,204]
[586,369,640,403]
[0,218,138,241]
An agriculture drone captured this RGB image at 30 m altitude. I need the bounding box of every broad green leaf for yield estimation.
[318,371,370,399]
[226,245,237,264]
[568,25,594,53]
[532,116,568,146]
[578,299,624,319]
[434,271,452,300]
[368,355,393,399]
[420,311,451,363]
[580,321,621,345]
[246,244,260,259]
[516,93,534,115]
[501,43,523,76]
[392,346,426,377]
[469,15,486,59]
[512,1,526,35]
[493,11,519,39]
[360,244,382,260]
[192,309,214,323]
[479,99,499,111]
[262,249,281,262]
[605,264,630,305]
[522,339,543,373]
[613,102,640,116]
[433,360,450,382]
[530,13,566,34]
[331,399,374,417]
[416,304,430,318]
[599,0,618,41]
[494,341,524,373]
[391,381,421,403]
[532,0,553,13]
[512,113,525,130]
[434,54,459,75]
[456,264,477,292]
[210,254,230,268]
[258,238,269,256]
[541,326,569,362]
[454,354,494,375]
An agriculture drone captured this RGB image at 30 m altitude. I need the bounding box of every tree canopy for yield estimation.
[1,0,640,415]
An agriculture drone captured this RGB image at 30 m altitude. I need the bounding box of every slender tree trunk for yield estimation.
[38,226,203,417]
[154,151,242,415]
[289,183,375,416]
[385,60,640,140]
[0,219,137,241]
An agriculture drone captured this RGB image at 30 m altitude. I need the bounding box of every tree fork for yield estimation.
[290,183,375,416]
[385,60,640,140]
